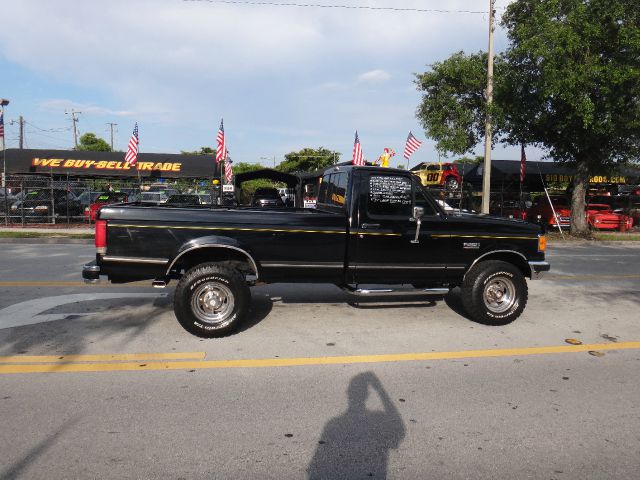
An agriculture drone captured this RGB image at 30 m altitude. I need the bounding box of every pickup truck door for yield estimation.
[349,171,448,285]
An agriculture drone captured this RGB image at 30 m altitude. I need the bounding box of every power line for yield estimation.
[184,0,488,14]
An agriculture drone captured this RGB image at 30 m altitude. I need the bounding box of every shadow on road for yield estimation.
[0,417,79,480]
[307,371,405,480]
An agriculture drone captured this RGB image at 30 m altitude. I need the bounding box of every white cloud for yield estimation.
[0,0,525,159]
[39,99,135,117]
[357,69,392,84]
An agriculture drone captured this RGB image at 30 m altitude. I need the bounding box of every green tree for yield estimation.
[77,133,111,152]
[231,162,278,203]
[277,147,339,174]
[180,147,215,155]
[416,0,640,236]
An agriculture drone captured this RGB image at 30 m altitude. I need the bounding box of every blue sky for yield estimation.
[0,0,541,167]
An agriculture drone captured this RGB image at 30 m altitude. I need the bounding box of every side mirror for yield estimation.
[413,206,424,219]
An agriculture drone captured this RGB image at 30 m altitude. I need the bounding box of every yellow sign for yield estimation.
[418,170,443,186]
[545,173,627,184]
[31,158,182,173]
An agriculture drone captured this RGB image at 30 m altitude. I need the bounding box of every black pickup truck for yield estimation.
[83,165,549,337]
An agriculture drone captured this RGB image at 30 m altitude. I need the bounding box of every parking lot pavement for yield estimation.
[1,242,639,479]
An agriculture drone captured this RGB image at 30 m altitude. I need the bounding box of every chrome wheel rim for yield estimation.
[191,282,235,327]
[483,276,516,314]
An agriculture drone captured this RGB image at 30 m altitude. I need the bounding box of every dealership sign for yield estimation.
[32,157,183,173]
[6,148,221,179]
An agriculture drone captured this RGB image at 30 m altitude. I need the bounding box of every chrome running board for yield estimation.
[342,285,450,297]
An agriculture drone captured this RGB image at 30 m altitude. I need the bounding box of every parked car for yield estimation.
[527,195,572,229]
[10,189,83,218]
[165,194,202,207]
[139,191,171,203]
[251,187,284,208]
[490,195,531,220]
[86,191,129,222]
[415,163,462,191]
[586,204,633,231]
[77,191,104,209]
[197,193,213,205]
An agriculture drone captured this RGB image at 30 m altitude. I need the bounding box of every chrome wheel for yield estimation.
[482,276,516,314]
[190,282,235,328]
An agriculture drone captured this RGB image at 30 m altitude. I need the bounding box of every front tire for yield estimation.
[174,263,250,337]
[461,260,527,325]
[445,176,460,191]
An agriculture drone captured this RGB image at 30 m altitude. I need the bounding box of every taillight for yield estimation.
[95,220,107,254]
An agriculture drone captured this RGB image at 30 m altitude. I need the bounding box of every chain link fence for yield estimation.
[1,175,214,226]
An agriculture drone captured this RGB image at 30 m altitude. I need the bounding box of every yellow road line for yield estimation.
[0,342,637,375]
[0,352,206,364]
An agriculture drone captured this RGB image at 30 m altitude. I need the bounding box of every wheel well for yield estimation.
[169,247,257,277]
[469,252,530,279]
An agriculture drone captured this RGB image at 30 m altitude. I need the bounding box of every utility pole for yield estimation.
[65,109,81,149]
[18,116,24,149]
[106,122,118,150]
[8,116,25,149]
[481,0,496,214]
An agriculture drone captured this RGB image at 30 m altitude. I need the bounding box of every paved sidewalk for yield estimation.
[0,226,93,234]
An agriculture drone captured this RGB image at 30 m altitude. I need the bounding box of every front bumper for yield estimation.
[528,261,550,280]
[82,261,101,284]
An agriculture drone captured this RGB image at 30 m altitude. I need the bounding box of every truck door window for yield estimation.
[367,175,412,217]
[413,184,438,216]
[317,172,348,210]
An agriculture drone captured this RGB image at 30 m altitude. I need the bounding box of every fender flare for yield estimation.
[166,236,259,278]
[463,249,531,280]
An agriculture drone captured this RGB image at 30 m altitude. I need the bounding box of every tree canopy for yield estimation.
[415,0,640,235]
[77,133,111,152]
[277,147,340,174]
[180,147,215,155]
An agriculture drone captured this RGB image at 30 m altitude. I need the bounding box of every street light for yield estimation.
[1,98,9,190]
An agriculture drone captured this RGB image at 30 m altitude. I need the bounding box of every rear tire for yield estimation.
[461,260,527,325]
[174,263,250,337]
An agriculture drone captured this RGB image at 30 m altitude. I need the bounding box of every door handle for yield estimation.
[361,223,381,230]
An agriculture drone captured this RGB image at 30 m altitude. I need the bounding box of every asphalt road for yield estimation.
[0,242,639,479]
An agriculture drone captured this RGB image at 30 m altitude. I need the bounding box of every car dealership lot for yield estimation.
[1,242,639,479]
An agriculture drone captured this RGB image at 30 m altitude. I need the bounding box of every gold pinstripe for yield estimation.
[108,223,401,237]
[431,234,538,240]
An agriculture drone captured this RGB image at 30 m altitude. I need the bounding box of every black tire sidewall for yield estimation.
[174,264,249,337]
[462,261,527,325]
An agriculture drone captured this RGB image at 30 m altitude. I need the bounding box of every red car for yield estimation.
[527,195,572,229]
[586,204,633,231]
[416,163,462,191]
[85,191,128,222]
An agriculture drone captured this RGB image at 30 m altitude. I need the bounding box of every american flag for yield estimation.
[124,123,139,166]
[352,131,365,166]
[0,112,5,150]
[403,131,422,160]
[224,155,233,183]
[216,119,226,163]
[520,144,527,183]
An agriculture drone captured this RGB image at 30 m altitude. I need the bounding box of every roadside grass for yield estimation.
[0,231,94,239]
[594,232,640,241]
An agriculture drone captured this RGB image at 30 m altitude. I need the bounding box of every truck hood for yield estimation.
[444,211,543,234]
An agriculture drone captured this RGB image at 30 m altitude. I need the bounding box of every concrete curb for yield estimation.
[0,237,93,245]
